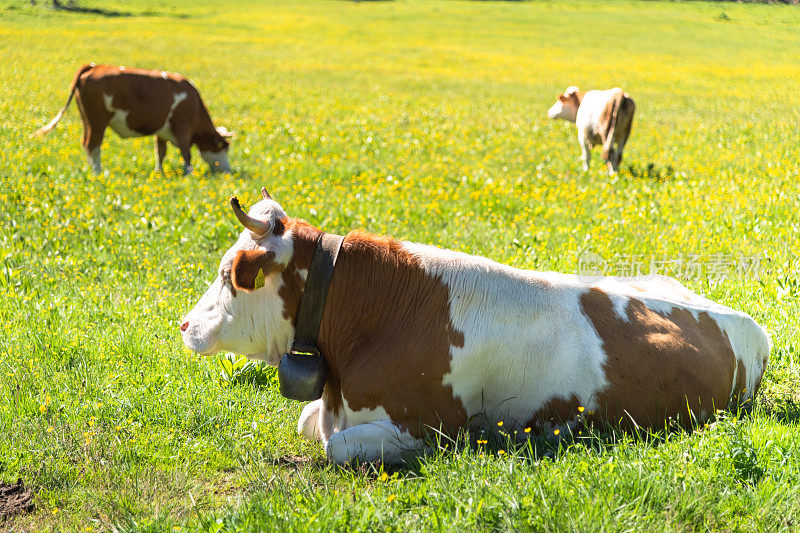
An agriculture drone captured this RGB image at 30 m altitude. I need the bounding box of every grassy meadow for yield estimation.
[1,0,800,530]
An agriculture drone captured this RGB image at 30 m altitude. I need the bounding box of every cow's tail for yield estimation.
[601,91,624,161]
[34,63,95,137]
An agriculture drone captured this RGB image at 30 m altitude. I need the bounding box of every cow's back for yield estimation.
[401,243,768,432]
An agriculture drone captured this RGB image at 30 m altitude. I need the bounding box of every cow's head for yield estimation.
[547,86,582,122]
[180,188,298,364]
[196,127,236,173]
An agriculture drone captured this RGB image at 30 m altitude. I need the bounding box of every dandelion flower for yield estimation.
[498,449,506,455]
[524,427,531,433]
[497,421,503,427]
[387,494,396,503]
[380,472,389,482]
[578,406,585,413]
[39,405,47,413]
[553,429,560,436]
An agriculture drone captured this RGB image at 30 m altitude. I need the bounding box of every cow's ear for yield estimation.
[231,249,280,291]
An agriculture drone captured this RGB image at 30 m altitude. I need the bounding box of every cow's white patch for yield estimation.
[325,419,424,465]
[715,313,770,400]
[104,93,140,138]
[298,399,323,441]
[547,100,566,120]
[200,148,231,173]
[181,272,293,362]
[342,399,392,427]
[401,241,608,431]
[153,91,188,145]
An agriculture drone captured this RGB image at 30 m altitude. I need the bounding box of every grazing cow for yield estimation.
[548,86,635,175]
[34,63,234,175]
[181,190,770,464]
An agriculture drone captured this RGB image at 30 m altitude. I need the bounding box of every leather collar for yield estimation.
[290,232,345,355]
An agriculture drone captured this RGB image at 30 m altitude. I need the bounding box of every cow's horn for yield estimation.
[261,187,272,200]
[230,197,270,235]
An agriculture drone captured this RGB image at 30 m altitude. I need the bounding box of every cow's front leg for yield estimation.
[174,132,193,175]
[297,399,323,441]
[155,137,167,173]
[577,130,591,171]
[325,420,424,465]
[606,157,617,176]
[85,147,102,175]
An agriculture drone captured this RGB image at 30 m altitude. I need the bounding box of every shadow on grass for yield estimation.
[223,393,783,480]
[30,0,191,18]
[624,161,677,181]
[758,394,800,425]
[381,406,767,476]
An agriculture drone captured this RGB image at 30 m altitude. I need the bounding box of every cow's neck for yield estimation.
[278,219,323,329]
[281,221,465,422]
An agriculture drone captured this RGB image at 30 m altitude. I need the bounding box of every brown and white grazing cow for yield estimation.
[181,189,770,464]
[548,86,635,175]
[35,63,234,175]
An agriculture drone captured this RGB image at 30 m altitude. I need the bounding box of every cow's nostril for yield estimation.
[180,321,189,332]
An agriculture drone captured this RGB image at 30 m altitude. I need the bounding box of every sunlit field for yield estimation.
[2,0,800,530]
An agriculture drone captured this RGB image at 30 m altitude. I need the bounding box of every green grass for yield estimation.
[1,0,800,530]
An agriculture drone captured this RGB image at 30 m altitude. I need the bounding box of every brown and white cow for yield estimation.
[35,63,234,175]
[548,86,635,175]
[181,190,770,464]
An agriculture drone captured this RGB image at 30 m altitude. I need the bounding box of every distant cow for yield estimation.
[181,189,769,464]
[548,86,635,175]
[35,63,234,175]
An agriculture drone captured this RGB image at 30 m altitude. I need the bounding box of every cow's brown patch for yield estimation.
[580,288,737,429]
[524,394,584,430]
[735,359,747,396]
[731,358,754,410]
[598,90,635,164]
[267,223,468,437]
[231,249,278,291]
[322,231,467,437]
[558,90,583,110]
[276,219,321,323]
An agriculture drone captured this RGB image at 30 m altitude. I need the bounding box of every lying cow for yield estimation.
[181,189,769,464]
[548,86,635,175]
[35,63,234,175]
